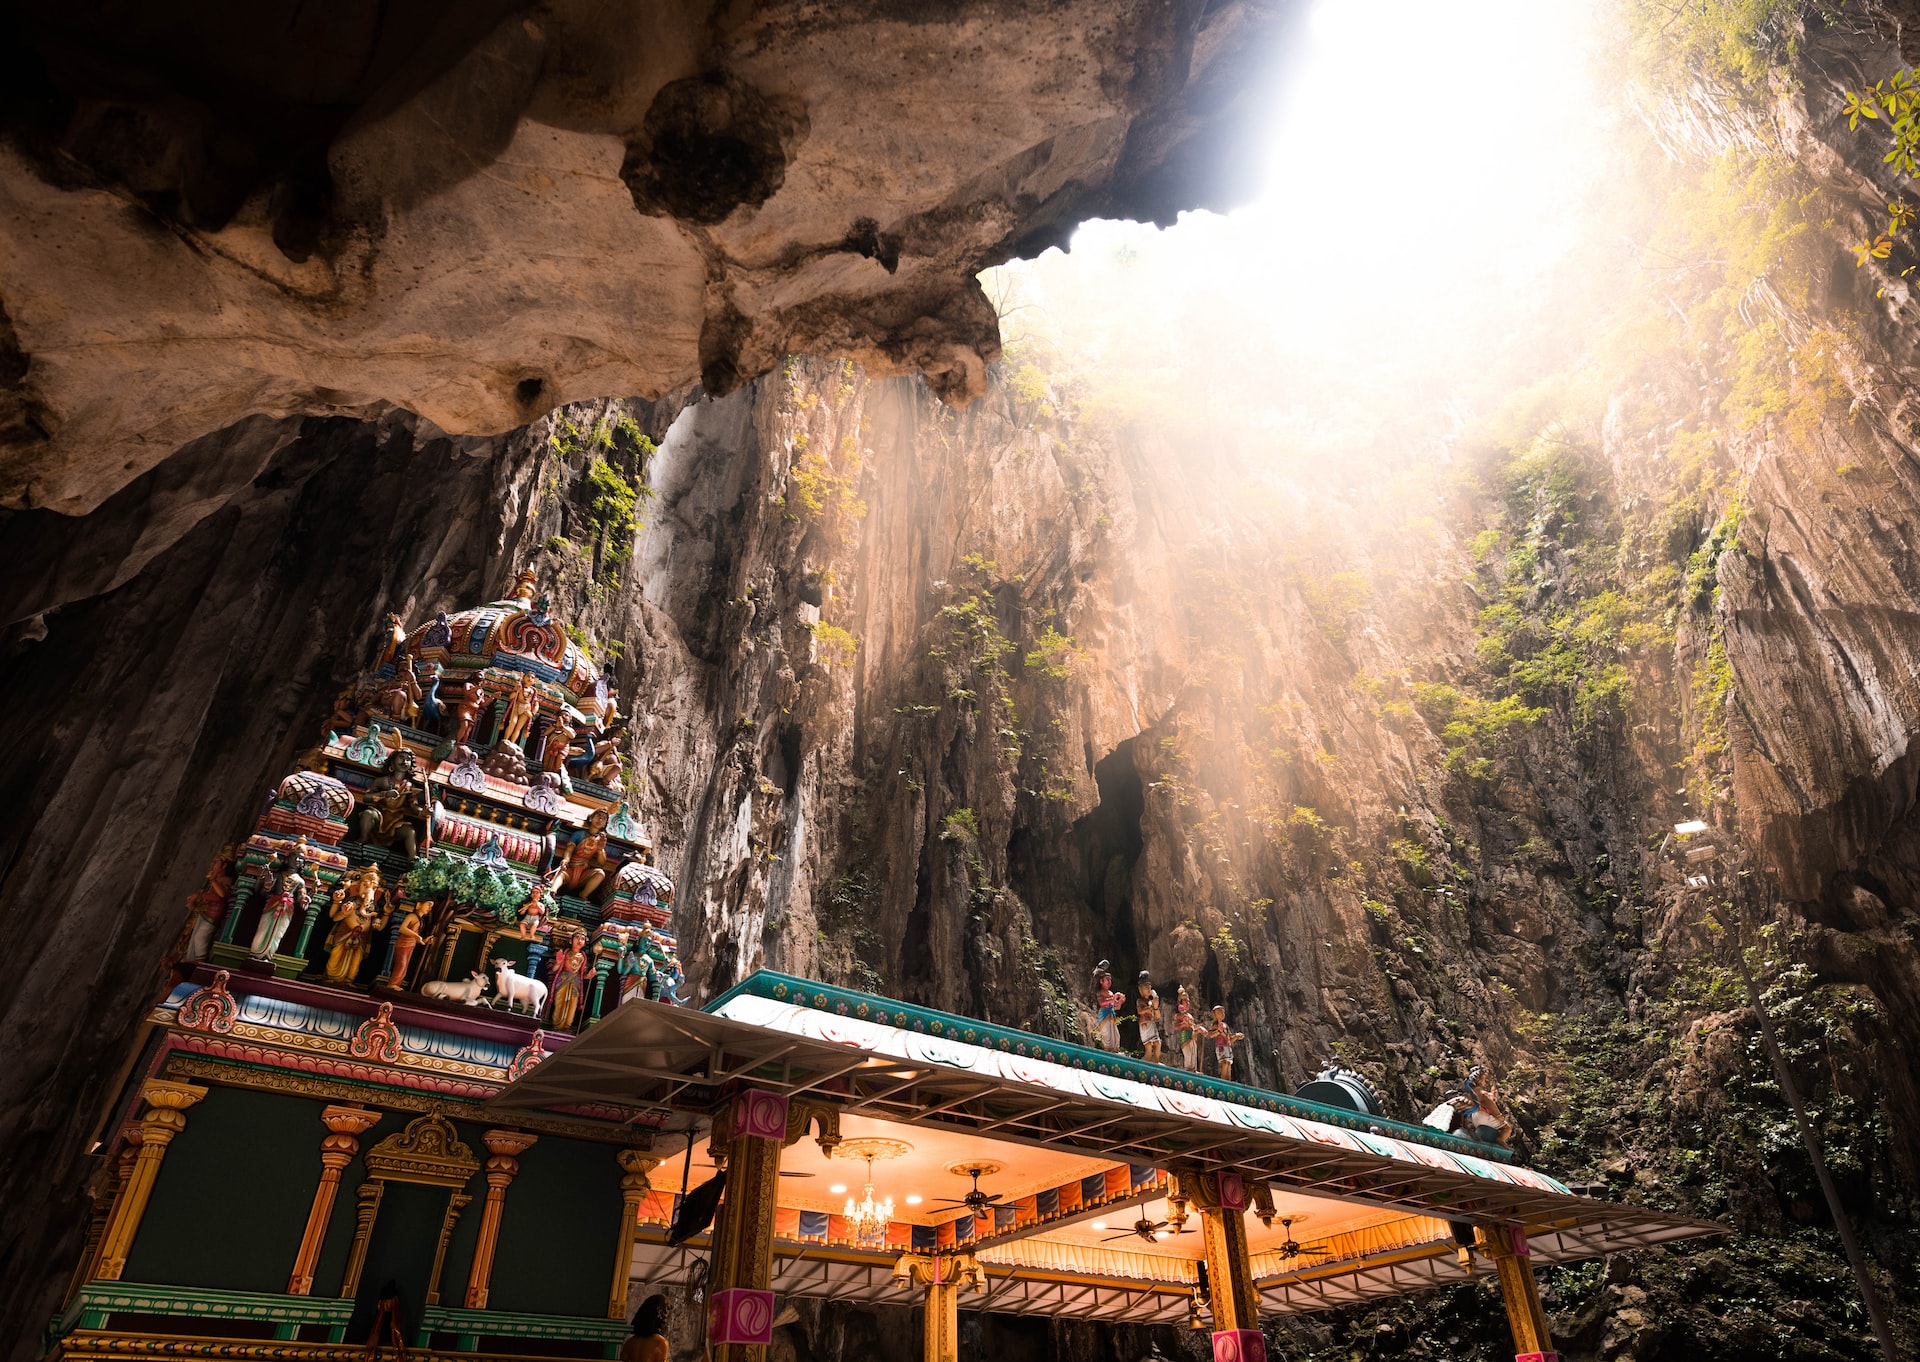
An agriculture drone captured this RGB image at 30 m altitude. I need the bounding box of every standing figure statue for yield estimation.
[386,900,427,989]
[178,845,238,965]
[501,672,540,748]
[536,709,577,773]
[547,929,592,1031]
[617,931,652,1005]
[452,684,488,744]
[1135,972,1163,1064]
[249,838,313,962]
[1171,986,1199,1070]
[1091,961,1123,1052]
[323,865,390,984]
[1208,1004,1245,1083]
[348,749,432,862]
[547,809,620,903]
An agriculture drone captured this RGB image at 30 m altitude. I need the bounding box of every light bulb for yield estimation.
[906,1195,923,1205]
[1091,1222,1106,1231]
[829,1184,847,1194]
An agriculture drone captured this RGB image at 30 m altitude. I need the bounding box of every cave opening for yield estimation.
[1070,736,1147,978]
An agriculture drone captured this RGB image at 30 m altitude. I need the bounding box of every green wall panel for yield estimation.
[122,1086,324,1292]
[486,1134,622,1318]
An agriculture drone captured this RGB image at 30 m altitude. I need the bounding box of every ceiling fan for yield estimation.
[1102,1214,1193,1245]
[1273,1217,1333,1262]
[930,1163,1004,1215]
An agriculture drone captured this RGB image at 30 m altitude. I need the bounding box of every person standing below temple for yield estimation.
[1135,972,1163,1063]
[1092,961,1123,1051]
[621,1294,669,1362]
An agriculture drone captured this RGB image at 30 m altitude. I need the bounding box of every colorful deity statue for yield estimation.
[1092,960,1123,1052]
[323,865,390,983]
[377,612,407,670]
[548,808,620,903]
[501,672,540,748]
[348,749,431,861]
[324,687,362,738]
[177,845,238,966]
[249,839,313,962]
[1171,986,1199,1070]
[547,929,592,1031]
[1208,1004,1245,1083]
[655,954,684,1005]
[1460,1065,1516,1147]
[617,931,653,1005]
[385,900,427,988]
[371,655,422,725]
[451,683,488,744]
[1135,972,1163,1063]
[536,709,576,773]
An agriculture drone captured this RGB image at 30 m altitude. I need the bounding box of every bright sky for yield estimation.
[987,0,1617,435]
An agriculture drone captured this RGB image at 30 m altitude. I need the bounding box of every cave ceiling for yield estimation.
[0,0,1299,515]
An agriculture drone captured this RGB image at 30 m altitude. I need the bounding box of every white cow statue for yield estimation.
[491,958,549,1016]
[421,970,490,1005]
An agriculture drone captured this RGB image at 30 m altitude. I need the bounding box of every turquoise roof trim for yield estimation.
[706,970,1511,1163]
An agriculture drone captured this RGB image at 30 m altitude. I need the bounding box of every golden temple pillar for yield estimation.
[892,1252,985,1362]
[705,1089,788,1362]
[607,1149,659,1319]
[95,1081,207,1281]
[464,1129,538,1308]
[287,1106,379,1295]
[1179,1167,1263,1362]
[1479,1225,1558,1362]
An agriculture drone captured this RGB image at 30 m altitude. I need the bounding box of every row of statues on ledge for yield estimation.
[1090,961,1246,1082]
[1087,958,1514,1147]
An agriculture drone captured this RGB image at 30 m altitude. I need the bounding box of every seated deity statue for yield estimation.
[348,749,431,861]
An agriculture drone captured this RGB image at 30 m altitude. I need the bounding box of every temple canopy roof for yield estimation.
[493,971,1722,1324]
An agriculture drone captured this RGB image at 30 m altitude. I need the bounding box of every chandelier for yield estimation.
[832,1136,912,1243]
[843,1155,893,1240]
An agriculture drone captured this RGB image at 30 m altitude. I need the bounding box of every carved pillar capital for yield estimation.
[136,1080,208,1143]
